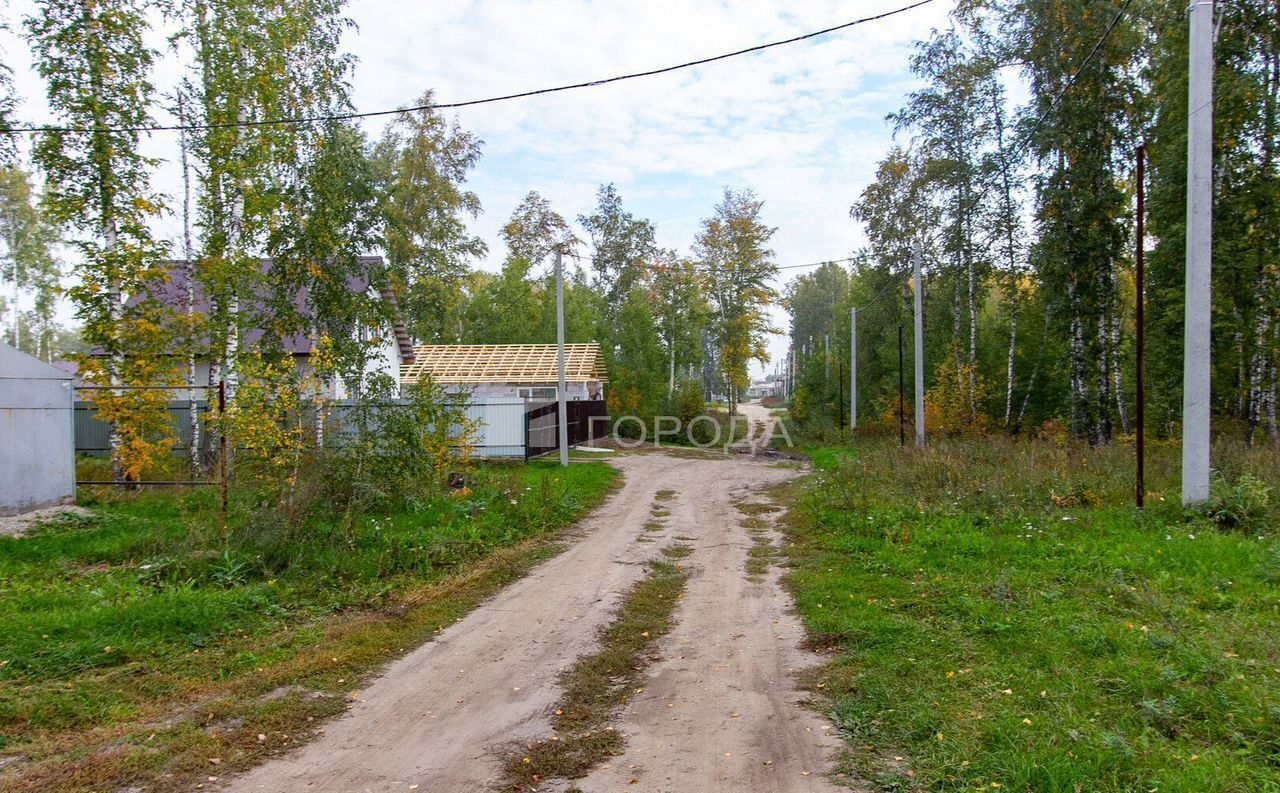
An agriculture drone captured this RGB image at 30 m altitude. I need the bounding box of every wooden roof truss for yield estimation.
[401,343,608,385]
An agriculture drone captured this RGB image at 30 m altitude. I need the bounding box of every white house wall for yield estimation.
[335,336,401,400]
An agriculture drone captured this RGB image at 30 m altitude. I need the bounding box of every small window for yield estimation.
[518,386,557,400]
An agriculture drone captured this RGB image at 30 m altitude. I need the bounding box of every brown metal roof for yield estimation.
[401,343,608,385]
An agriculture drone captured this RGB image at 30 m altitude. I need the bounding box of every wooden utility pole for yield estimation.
[824,334,830,380]
[850,306,857,432]
[898,324,905,446]
[555,249,569,467]
[218,380,228,541]
[1182,0,1214,504]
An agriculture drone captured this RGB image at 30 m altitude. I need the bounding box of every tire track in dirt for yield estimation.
[223,427,855,792]
[570,428,856,792]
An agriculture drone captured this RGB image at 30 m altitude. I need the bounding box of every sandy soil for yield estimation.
[732,400,780,453]
[0,504,89,538]
[224,415,852,793]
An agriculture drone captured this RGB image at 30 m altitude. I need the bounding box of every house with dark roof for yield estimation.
[106,257,414,399]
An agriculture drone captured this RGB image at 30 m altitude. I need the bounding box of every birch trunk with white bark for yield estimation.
[105,218,125,482]
[179,93,203,477]
[1109,265,1130,434]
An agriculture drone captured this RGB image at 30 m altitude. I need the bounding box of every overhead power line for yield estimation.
[637,256,858,275]
[1,0,936,136]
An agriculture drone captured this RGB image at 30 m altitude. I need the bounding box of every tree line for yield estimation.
[1,0,782,478]
[787,0,1278,445]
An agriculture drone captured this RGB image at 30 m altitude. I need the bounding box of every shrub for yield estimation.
[321,374,477,513]
[923,349,991,435]
[1205,471,1271,532]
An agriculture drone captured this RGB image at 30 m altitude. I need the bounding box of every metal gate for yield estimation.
[524,399,607,459]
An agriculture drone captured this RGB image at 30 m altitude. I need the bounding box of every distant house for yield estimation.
[401,343,607,401]
[747,377,785,400]
[98,258,414,399]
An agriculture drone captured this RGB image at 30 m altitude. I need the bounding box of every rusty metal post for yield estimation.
[898,324,905,447]
[218,379,228,539]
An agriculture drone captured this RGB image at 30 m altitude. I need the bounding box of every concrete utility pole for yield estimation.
[850,306,857,431]
[788,348,794,399]
[555,249,569,468]
[1182,0,1214,505]
[824,334,830,380]
[1136,143,1147,510]
[913,241,925,448]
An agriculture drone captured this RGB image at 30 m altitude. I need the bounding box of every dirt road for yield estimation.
[226,407,849,792]
[733,400,780,453]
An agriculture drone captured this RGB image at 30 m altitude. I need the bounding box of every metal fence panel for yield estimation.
[74,397,533,459]
[523,400,608,458]
[462,398,526,458]
[74,400,215,456]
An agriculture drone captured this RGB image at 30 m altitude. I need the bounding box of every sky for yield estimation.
[1,0,956,377]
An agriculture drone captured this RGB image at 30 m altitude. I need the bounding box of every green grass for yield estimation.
[0,459,618,791]
[783,435,1280,792]
[500,558,687,790]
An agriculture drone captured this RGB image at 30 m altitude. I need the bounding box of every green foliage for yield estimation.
[0,165,62,357]
[320,374,478,513]
[27,0,178,480]
[606,285,665,421]
[674,379,706,426]
[1205,471,1272,533]
[179,0,370,392]
[373,91,486,343]
[500,189,577,268]
[786,436,1280,791]
[695,187,779,414]
[578,182,657,312]
[0,57,15,164]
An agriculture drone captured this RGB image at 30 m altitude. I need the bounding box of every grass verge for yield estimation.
[0,460,619,792]
[782,436,1279,792]
[500,556,688,790]
[736,499,781,582]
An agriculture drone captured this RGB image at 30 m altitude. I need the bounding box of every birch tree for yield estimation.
[994,0,1138,443]
[891,29,993,412]
[373,91,485,344]
[178,0,357,398]
[27,0,174,481]
[0,165,60,356]
[579,183,657,318]
[694,188,778,417]
[0,47,17,164]
[651,252,707,397]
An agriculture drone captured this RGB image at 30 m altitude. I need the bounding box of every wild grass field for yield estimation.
[783,435,1280,792]
[0,459,617,791]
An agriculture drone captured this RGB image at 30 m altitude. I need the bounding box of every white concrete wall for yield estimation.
[1,344,75,516]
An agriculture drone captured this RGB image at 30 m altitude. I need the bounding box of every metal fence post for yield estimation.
[219,379,228,540]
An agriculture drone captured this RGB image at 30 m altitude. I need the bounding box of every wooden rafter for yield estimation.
[401,343,608,385]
